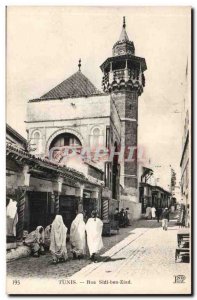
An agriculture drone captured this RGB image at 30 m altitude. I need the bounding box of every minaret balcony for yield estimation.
[102,68,145,94]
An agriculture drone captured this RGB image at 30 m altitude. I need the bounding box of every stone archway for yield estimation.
[45,128,84,155]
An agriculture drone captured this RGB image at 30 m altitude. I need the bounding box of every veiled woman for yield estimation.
[70,213,86,259]
[86,211,103,261]
[50,215,68,264]
[24,226,45,257]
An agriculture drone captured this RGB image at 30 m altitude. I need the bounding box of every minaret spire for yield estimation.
[123,16,126,28]
[78,58,81,72]
[119,16,129,42]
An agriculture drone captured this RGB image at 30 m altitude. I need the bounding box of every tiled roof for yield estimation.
[6,141,103,186]
[6,123,27,146]
[40,71,101,100]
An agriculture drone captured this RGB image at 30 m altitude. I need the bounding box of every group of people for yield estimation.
[24,211,103,264]
[114,207,130,227]
[114,207,130,228]
[145,206,170,230]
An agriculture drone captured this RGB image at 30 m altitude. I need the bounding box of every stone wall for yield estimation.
[119,194,142,221]
[27,95,111,122]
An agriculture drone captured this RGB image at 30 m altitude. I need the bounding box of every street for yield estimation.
[7,216,190,288]
[7,220,135,278]
[71,217,191,294]
[7,216,191,294]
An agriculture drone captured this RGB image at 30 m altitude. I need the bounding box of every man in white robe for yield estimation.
[85,211,103,261]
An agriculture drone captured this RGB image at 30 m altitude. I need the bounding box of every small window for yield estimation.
[90,127,103,150]
[92,128,100,146]
[32,131,42,154]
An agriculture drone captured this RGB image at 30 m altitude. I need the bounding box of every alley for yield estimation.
[7,218,190,283]
[7,217,191,294]
[71,218,191,294]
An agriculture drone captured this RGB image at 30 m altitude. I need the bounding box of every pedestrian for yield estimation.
[114,208,120,223]
[161,208,169,231]
[119,208,126,227]
[70,213,86,259]
[24,226,45,257]
[50,215,68,264]
[145,206,152,219]
[44,224,52,249]
[125,208,130,226]
[85,211,103,261]
[156,207,162,223]
[151,206,156,219]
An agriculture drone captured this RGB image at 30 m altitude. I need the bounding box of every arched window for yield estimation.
[32,131,42,154]
[92,128,100,147]
[90,127,103,150]
[49,133,82,162]
[50,133,81,149]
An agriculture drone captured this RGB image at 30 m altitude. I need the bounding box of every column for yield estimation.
[16,165,30,241]
[52,177,63,215]
[102,199,109,220]
[124,60,129,81]
[54,192,60,214]
[16,188,26,241]
[109,62,113,83]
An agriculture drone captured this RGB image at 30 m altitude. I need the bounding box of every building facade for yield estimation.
[180,58,191,227]
[139,183,171,213]
[26,17,147,221]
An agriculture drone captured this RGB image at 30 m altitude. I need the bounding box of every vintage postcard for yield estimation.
[6,6,192,295]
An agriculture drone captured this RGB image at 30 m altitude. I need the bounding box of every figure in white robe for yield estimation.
[86,211,103,260]
[6,198,18,237]
[70,213,86,258]
[145,206,152,219]
[151,206,156,219]
[50,215,68,264]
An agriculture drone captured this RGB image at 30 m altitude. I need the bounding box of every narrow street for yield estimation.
[7,216,191,294]
[71,217,191,294]
[7,216,190,291]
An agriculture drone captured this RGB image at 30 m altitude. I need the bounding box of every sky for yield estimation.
[6,6,191,191]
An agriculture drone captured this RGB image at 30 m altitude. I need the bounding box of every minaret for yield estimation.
[100,17,147,197]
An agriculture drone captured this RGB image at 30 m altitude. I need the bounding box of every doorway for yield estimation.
[28,192,48,232]
[59,195,78,231]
